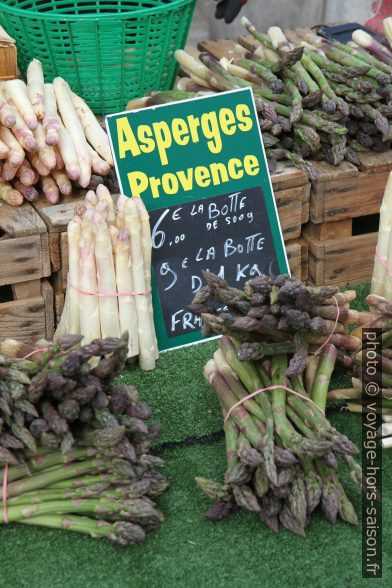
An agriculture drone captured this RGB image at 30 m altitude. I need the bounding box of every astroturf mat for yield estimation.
[2,283,392,587]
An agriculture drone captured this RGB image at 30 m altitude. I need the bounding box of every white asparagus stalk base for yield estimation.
[93,213,120,339]
[115,228,139,357]
[124,197,156,370]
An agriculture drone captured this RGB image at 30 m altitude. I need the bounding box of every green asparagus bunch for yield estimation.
[189,272,360,378]
[195,335,361,536]
[0,334,168,545]
[125,19,392,181]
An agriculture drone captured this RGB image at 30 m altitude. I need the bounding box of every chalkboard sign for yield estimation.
[150,187,279,341]
[106,88,289,351]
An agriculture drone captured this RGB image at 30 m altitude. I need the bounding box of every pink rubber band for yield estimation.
[224,383,324,426]
[376,248,392,281]
[22,348,48,360]
[2,464,8,524]
[312,296,340,356]
[68,281,151,298]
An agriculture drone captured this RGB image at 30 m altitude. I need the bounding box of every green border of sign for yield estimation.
[105,88,289,351]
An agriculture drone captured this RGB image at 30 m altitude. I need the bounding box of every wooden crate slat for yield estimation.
[198,38,237,60]
[54,290,65,326]
[358,150,392,174]
[0,200,46,238]
[0,233,50,287]
[285,241,301,279]
[309,165,390,224]
[41,279,54,340]
[33,197,84,234]
[12,279,41,300]
[271,162,308,191]
[276,185,305,241]
[0,296,46,341]
[49,233,61,272]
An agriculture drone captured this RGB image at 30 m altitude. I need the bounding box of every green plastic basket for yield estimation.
[0,0,196,114]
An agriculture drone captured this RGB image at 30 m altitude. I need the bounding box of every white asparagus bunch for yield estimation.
[0,59,114,207]
[55,186,158,370]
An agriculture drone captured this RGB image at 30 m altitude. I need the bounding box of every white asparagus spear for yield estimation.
[93,212,120,339]
[0,181,23,206]
[34,122,56,169]
[56,118,80,181]
[54,146,64,170]
[41,175,60,204]
[124,197,155,370]
[27,152,50,177]
[2,159,20,182]
[78,210,101,343]
[54,215,83,339]
[67,215,82,334]
[51,168,72,195]
[8,99,38,152]
[0,88,16,128]
[70,91,113,165]
[27,59,45,120]
[96,200,110,220]
[96,184,115,225]
[135,197,159,359]
[43,84,60,145]
[3,79,38,130]
[0,138,9,160]
[0,127,22,164]
[16,158,37,186]
[115,228,139,357]
[85,189,97,209]
[109,223,118,251]
[53,78,91,187]
[13,180,38,202]
[372,171,392,296]
[87,144,111,176]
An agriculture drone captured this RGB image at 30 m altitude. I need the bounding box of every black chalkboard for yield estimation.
[150,187,281,340]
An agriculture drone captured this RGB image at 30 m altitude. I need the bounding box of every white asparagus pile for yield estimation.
[0,59,113,207]
[371,170,392,297]
[55,186,158,371]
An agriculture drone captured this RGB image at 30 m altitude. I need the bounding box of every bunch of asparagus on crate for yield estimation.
[196,334,361,535]
[0,59,113,206]
[189,271,361,379]
[56,186,158,371]
[127,18,392,180]
[0,333,168,545]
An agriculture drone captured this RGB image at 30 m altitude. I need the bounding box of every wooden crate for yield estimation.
[304,221,378,286]
[286,239,308,282]
[0,201,51,287]
[309,151,392,224]
[0,278,54,341]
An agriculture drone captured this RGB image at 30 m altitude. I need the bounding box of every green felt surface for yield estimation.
[2,283,391,587]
